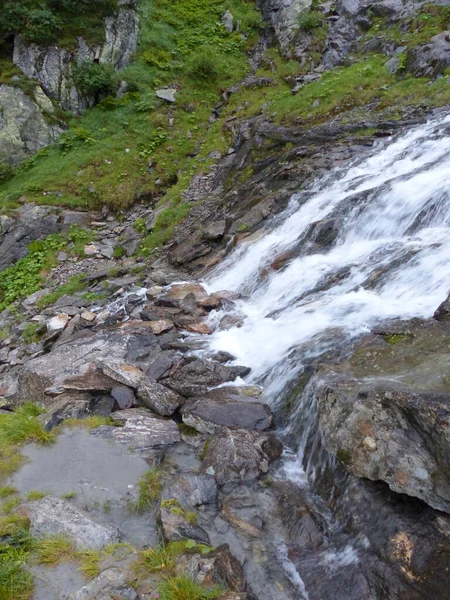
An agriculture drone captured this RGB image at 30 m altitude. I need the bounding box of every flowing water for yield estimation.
[200,114,450,597]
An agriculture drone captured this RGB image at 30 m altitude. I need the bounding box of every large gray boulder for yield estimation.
[0,85,62,165]
[314,318,450,513]
[13,0,139,113]
[181,389,273,434]
[16,496,121,549]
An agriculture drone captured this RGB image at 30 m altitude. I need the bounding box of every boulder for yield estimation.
[69,567,138,600]
[47,313,71,334]
[434,293,450,321]
[111,385,135,409]
[16,496,121,549]
[168,283,209,302]
[181,390,273,434]
[407,32,450,78]
[137,376,185,416]
[92,412,181,450]
[314,318,450,513]
[62,371,116,393]
[202,428,283,486]
[165,358,243,397]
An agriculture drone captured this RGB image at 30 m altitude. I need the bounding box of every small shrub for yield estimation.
[297,10,324,30]
[188,49,221,80]
[72,61,116,99]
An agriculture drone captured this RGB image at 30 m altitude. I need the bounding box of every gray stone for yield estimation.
[69,567,138,600]
[137,376,185,416]
[156,88,177,103]
[111,385,135,409]
[16,496,121,549]
[165,358,240,397]
[181,390,273,434]
[47,313,71,334]
[407,32,450,78]
[0,85,62,166]
[202,428,283,486]
[96,358,144,388]
[40,393,91,430]
[92,413,181,449]
[222,10,234,32]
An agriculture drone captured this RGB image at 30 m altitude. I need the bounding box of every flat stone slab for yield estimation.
[92,414,181,449]
[16,496,121,550]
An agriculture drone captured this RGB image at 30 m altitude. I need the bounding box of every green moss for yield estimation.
[382,333,411,344]
[336,448,352,465]
[177,423,199,437]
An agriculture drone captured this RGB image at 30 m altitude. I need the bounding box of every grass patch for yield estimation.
[2,496,20,514]
[157,575,223,600]
[25,491,47,502]
[34,535,77,566]
[58,416,116,430]
[61,491,77,500]
[130,467,163,512]
[0,544,34,600]
[37,274,88,309]
[0,486,16,498]
[77,543,133,579]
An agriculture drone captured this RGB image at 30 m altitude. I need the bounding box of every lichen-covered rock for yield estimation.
[137,375,185,416]
[16,496,121,549]
[0,85,62,165]
[202,428,283,486]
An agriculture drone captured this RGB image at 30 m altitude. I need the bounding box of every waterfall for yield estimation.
[204,114,450,408]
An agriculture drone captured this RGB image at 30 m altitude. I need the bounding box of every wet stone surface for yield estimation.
[10,428,158,548]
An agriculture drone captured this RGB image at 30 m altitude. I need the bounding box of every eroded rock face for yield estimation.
[0,85,62,166]
[13,1,139,113]
[407,32,450,78]
[314,318,450,513]
[202,428,283,486]
[16,496,121,549]
[258,0,311,55]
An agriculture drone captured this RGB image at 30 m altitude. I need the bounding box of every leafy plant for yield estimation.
[72,61,116,99]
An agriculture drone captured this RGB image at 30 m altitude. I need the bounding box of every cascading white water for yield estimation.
[204,115,450,401]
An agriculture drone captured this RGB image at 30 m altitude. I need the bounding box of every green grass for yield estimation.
[0,0,261,256]
[37,274,88,309]
[2,496,20,514]
[0,486,16,498]
[25,490,47,502]
[157,575,223,600]
[0,404,54,483]
[58,416,116,430]
[130,467,163,512]
[0,544,34,600]
[33,535,77,566]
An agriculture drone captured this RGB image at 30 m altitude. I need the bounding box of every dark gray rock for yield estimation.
[202,428,283,486]
[137,376,185,416]
[434,293,450,321]
[407,32,450,78]
[111,385,135,409]
[40,393,91,430]
[165,358,241,397]
[181,390,273,434]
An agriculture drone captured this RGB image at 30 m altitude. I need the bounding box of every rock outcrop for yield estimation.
[13,0,139,114]
[314,318,450,513]
[0,85,62,166]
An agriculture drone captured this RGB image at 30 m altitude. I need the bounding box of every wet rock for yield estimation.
[46,313,70,334]
[315,318,450,513]
[179,544,251,595]
[181,390,273,434]
[95,359,143,388]
[92,412,181,449]
[40,393,91,430]
[146,351,178,380]
[168,283,209,302]
[434,293,450,321]
[219,314,244,330]
[182,322,213,335]
[69,567,138,600]
[16,496,121,549]
[160,472,217,544]
[202,428,283,486]
[165,358,242,397]
[137,376,185,416]
[407,32,450,78]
